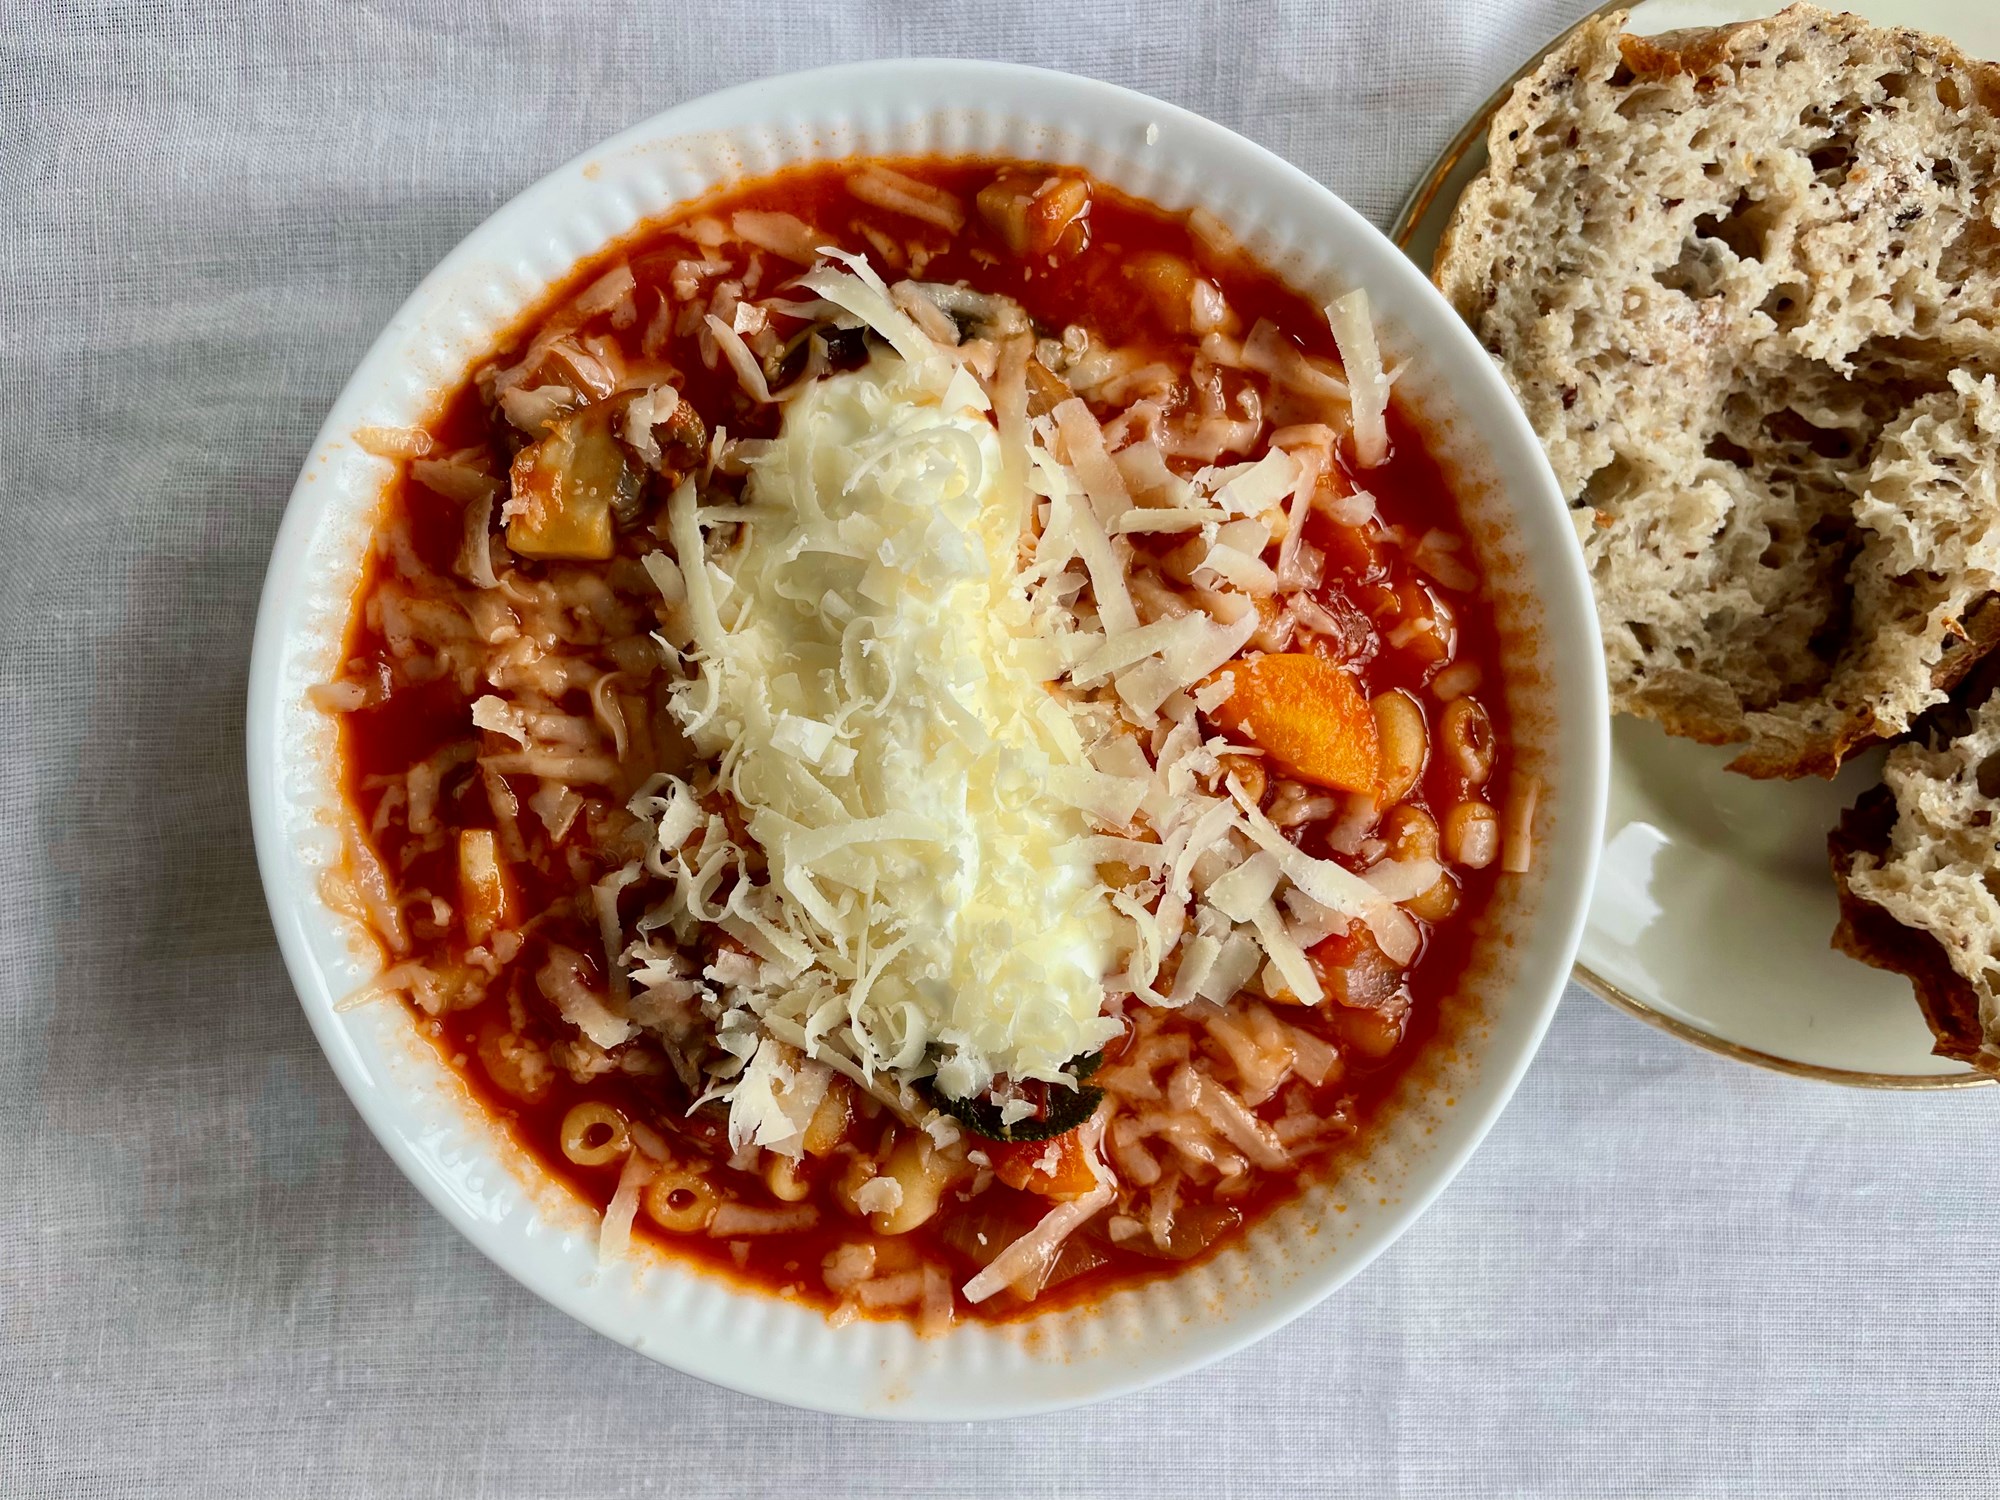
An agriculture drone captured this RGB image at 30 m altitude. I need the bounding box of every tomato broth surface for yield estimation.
[326,157,1521,1327]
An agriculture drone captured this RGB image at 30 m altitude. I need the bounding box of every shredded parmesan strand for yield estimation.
[847,166,968,232]
[598,1149,656,1264]
[704,314,773,402]
[1326,290,1388,467]
[639,325,1127,1141]
[354,425,433,460]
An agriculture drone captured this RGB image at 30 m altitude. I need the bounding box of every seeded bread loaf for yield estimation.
[1435,5,2000,777]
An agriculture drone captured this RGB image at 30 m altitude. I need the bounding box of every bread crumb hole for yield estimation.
[1656,236,1726,298]
[1581,453,1639,511]
[1705,433,1754,468]
[1693,191,1768,262]
[1808,139,1855,185]
[1757,282,1809,331]
[1762,408,1855,461]
[1976,753,2000,800]
[1615,86,1675,120]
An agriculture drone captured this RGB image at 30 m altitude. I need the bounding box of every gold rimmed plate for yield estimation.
[1392,0,2000,1088]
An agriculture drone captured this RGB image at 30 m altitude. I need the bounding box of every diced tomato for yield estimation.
[1387,577,1456,668]
[988,1132,1101,1200]
[1310,927,1403,1010]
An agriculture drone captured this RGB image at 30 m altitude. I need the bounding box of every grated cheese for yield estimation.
[1326,290,1388,467]
[1205,851,1283,923]
[591,251,1430,1173]
[470,695,528,744]
[644,337,1123,1141]
[704,314,773,402]
[598,1149,656,1265]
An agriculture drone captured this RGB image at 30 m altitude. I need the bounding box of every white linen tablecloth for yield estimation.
[5,1,1997,1493]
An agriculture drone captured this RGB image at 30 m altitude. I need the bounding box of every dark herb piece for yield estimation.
[931,1051,1105,1143]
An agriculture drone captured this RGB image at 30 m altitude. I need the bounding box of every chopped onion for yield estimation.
[1502,777,1541,875]
[707,1203,820,1237]
[731,210,823,264]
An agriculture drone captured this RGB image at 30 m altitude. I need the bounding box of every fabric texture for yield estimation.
[4,1,1997,1494]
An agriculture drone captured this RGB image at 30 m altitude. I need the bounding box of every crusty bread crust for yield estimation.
[1437,5,2000,778]
[1830,784,1994,1071]
[1617,24,1759,81]
[1830,643,2000,1071]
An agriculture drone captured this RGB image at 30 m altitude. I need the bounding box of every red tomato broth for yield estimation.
[331,156,1515,1324]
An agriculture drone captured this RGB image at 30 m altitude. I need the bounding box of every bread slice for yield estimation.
[1435,5,2000,777]
[1831,666,2000,1072]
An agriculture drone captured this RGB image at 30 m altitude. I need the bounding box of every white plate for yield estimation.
[246,61,1608,1417]
[1395,0,2000,1086]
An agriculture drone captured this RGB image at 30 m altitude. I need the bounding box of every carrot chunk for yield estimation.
[1204,652,1381,795]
